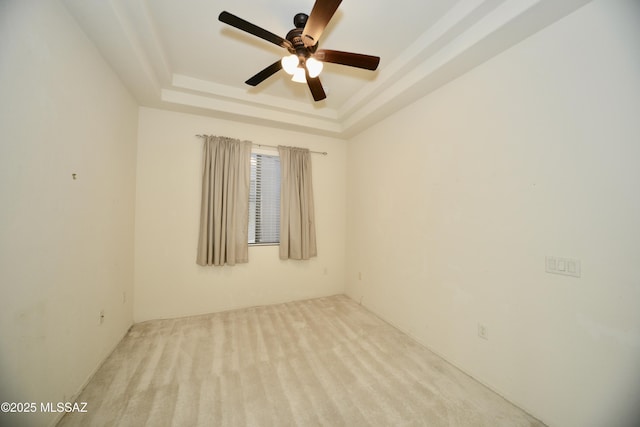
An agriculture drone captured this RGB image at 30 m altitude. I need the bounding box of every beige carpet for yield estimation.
[58,295,544,426]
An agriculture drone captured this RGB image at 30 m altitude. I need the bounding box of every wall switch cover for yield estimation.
[546,256,581,278]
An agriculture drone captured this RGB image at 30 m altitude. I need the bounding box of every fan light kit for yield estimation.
[281,55,299,75]
[218,0,380,101]
[292,67,307,83]
[281,55,323,80]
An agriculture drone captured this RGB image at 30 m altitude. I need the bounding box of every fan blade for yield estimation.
[306,71,326,102]
[245,61,283,86]
[301,0,342,47]
[219,11,292,50]
[314,50,380,70]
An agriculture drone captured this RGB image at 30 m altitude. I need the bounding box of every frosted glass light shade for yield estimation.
[281,55,299,75]
[306,57,323,78]
[292,67,306,83]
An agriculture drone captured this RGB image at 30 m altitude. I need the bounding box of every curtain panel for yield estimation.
[196,136,252,266]
[278,145,317,260]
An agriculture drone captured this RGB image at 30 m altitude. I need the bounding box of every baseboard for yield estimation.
[48,323,133,427]
[344,294,549,427]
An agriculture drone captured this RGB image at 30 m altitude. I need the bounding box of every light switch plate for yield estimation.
[546,256,581,277]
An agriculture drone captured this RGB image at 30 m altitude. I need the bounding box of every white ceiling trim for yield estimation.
[161,89,343,134]
[171,74,340,121]
[338,0,495,120]
[109,0,161,92]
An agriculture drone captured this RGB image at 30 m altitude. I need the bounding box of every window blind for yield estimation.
[249,153,280,244]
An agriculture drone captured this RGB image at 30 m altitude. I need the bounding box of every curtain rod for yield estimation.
[196,135,327,156]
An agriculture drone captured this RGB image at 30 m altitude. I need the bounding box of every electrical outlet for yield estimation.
[99,310,105,325]
[358,272,362,281]
[478,323,488,340]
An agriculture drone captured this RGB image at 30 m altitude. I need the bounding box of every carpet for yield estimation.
[58,295,544,426]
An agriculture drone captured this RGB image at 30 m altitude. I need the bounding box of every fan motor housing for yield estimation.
[287,13,318,58]
[286,30,317,59]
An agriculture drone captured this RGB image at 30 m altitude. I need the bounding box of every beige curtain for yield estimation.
[196,136,252,266]
[278,146,317,260]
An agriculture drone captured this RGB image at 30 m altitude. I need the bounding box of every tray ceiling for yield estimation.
[62,0,591,137]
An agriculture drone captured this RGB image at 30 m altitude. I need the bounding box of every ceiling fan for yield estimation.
[218,0,380,102]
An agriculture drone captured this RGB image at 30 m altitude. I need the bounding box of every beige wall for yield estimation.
[346,1,640,426]
[133,108,347,322]
[0,1,138,426]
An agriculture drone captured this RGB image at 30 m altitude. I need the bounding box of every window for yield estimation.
[249,153,280,244]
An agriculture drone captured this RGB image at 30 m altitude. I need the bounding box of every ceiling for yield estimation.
[62,0,591,138]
